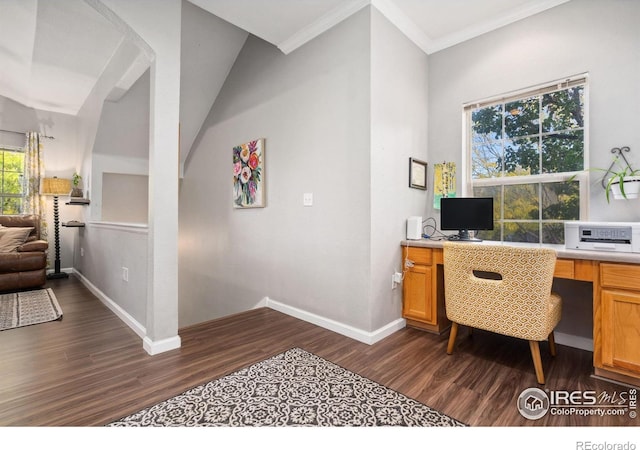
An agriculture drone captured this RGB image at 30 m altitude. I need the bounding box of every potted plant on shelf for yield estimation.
[70,172,83,198]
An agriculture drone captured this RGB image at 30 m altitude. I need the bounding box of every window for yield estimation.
[0,147,26,215]
[465,75,588,244]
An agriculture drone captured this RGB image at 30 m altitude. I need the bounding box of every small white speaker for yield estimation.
[406,216,422,240]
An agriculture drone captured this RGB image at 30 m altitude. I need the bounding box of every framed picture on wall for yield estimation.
[409,158,428,190]
[233,138,265,208]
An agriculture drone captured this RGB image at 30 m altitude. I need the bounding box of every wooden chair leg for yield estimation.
[447,322,459,355]
[529,340,545,384]
[548,331,557,357]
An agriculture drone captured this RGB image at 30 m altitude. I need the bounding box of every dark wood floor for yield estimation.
[0,275,636,427]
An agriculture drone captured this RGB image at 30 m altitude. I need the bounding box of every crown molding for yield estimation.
[277,0,370,54]
[425,0,571,54]
[373,0,571,55]
[370,0,433,54]
[244,0,572,57]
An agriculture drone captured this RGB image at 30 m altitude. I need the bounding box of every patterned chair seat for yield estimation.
[443,241,562,384]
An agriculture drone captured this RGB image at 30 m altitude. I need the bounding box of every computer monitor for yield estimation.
[440,197,494,241]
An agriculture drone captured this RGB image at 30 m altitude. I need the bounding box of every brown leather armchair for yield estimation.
[0,215,49,292]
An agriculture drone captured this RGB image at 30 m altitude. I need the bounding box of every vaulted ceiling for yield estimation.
[0,0,570,116]
[0,0,125,115]
[191,0,570,54]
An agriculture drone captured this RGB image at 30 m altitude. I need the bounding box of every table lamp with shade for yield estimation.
[41,176,71,279]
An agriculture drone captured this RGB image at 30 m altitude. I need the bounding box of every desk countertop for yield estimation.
[401,239,640,265]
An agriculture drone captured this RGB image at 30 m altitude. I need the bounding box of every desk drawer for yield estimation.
[554,259,595,281]
[554,259,575,279]
[601,263,640,291]
[404,247,432,265]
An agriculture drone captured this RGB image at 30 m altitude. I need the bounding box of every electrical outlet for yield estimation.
[303,193,313,206]
[122,267,129,282]
[392,272,402,290]
[80,247,84,257]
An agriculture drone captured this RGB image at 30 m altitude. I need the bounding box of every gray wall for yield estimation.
[179,7,431,333]
[370,8,429,330]
[72,1,248,339]
[90,68,149,222]
[427,0,640,344]
[179,9,373,328]
[75,67,150,327]
[428,0,640,223]
[102,173,149,223]
[179,0,247,169]
[75,223,148,327]
[93,69,150,160]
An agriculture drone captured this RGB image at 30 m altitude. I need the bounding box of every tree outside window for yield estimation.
[467,77,587,244]
[0,148,26,215]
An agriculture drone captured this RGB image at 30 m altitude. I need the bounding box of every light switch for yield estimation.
[303,193,313,206]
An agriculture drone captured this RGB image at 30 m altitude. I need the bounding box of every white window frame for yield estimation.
[462,74,589,243]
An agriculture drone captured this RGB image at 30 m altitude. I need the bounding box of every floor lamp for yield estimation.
[42,177,71,279]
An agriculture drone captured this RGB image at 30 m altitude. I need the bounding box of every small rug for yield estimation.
[107,347,465,427]
[0,288,63,331]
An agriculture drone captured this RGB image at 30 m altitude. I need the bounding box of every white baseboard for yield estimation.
[73,269,181,355]
[252,297,268,309]
[264,297,591,352]
[71,274,589,354]
[555,332,593,352]
[143,335,182,355]
[72,269,146,339]
[264,297,406,345]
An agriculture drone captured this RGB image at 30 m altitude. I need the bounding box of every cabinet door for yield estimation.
[402,264,433,323]
[601,289,640,374]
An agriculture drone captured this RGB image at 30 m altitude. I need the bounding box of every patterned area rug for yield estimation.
[108,347,465,427]
[0,288,63,331]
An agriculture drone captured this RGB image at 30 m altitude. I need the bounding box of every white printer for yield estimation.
[564,221,640,253]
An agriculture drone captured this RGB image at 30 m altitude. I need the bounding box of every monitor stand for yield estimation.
[448,229,482,242]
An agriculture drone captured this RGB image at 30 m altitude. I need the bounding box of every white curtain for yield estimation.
[23,131,48,240]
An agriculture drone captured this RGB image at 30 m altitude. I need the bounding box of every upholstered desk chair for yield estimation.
[443,242,562,384]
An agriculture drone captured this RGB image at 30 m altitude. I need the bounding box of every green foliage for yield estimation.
[2,197,22,215]
[542,181,580,220]
[72,172,82,187]
[3,151,24,173]
[0,148,25,215]
[505,97,539,138]
[542,88,584,131]
[570,154,640,203]
[470,85,584,243]
[472,105,502,138]
[604,162,640,203]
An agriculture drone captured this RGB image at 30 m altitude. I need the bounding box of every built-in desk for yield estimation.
[401,239,640,387]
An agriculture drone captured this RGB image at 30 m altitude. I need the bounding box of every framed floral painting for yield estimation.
[233,138,265,208]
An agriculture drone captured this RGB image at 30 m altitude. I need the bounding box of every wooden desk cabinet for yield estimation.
[401,243,640,386]
[597,263,640,384]
[401,246,449,334]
